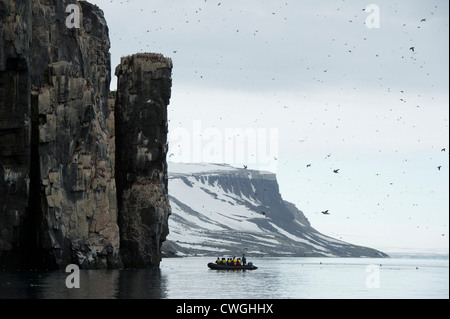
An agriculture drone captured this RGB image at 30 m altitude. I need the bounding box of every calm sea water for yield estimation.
[0,257,448,299]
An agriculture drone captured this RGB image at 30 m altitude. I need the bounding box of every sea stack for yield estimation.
[114,53,173,268]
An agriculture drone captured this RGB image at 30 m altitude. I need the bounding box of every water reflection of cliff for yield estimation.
[0,270,167,299]
[116,269,167,299]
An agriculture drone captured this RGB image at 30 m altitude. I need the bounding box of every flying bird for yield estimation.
[243,165,248,169]
[306,164,312,168]
[333,169,340,174]
[321,210,330,215]
[437,166,442,171]
[409,47,415,52]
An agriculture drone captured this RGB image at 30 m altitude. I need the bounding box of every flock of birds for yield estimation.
[249,145,447,219]
[103,1,447,241]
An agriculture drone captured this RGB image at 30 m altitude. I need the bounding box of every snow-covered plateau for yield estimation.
[162,163,388,258]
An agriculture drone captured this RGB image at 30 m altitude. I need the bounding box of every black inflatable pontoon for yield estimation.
[208,262,258,270]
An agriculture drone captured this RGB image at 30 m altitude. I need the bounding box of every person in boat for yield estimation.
[216,257,221,264]
[242,254,247,265]
[226,258,231,265]
[221,257,226,264]
[237,258,242,266]
[232,256,237,266]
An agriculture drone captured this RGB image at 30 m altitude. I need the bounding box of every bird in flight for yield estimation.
[306,164,312,168]
[321,210,330,215]
[437,166,442,171]
[333,169,340,174]
[243,165,248,169]
[409,47,415,52]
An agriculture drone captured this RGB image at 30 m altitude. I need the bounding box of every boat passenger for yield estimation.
[232,257,237,266]
[227,258,231,265]
[216,257,221,264]
[242,254,247,265]
[237,258,242,266]
[221,258,226,264]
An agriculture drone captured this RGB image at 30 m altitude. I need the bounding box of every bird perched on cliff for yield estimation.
[243,165,248,169]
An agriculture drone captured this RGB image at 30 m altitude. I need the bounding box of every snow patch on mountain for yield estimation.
[163,163,388,258]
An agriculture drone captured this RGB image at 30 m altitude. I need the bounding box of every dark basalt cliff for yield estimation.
[0,0,172,269]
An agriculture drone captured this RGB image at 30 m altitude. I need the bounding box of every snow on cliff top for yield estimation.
[168,162,273,176]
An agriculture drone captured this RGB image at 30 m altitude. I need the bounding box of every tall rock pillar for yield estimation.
[115,53,172,268]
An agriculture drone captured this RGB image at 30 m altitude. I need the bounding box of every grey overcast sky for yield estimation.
[89,0,449,254]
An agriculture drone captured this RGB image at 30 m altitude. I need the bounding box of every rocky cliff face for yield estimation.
[164,163,388,258]
[0,0,172,269]
[115,54,172,268]
[0,0,33,268]
[33,0,120,269]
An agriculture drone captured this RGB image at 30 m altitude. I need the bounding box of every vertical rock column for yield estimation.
[0,0,33,268]
[115,54,172,268]
[1,0,122,269]
[29,1,121,269]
